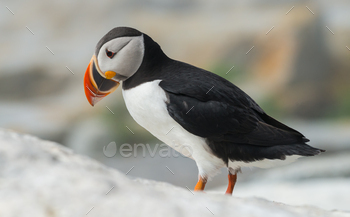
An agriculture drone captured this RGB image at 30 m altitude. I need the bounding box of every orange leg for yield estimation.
[225,173,237,195]
[194,176,207,191]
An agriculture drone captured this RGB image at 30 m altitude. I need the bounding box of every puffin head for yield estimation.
[84,27,145,106]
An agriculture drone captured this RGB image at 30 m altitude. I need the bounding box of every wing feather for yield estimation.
[160,76,307,147]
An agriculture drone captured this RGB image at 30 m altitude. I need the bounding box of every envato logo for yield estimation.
[103,142,193,158]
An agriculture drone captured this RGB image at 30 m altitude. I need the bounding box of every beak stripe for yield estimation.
[84,55,120,106]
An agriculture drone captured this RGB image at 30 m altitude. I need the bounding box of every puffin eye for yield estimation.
[106,49,116,59]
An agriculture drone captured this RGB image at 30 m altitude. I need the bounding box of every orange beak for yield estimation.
[84,55,120,106]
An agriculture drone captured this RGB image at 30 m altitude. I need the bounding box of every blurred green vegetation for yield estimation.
[210,61,245,83]
[331,85,350,120]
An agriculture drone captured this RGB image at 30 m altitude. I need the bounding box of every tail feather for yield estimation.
[219,142,325,163]
[275,143,325,159]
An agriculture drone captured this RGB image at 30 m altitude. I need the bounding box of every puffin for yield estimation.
[83,27,324,194]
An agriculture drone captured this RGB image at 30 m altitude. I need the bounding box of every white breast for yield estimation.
[122,80,225,178]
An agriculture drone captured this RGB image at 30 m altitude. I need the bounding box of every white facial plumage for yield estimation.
[97,35,145,81]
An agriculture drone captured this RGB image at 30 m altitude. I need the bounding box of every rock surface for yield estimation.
[1,129,349,217]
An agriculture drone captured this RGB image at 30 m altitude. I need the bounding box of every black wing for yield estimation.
[159,67,308,147]
[159,65,325,163]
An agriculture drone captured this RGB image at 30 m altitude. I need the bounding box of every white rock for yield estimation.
[0,129,348,217]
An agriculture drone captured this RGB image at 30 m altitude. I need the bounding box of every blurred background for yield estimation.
[1,0,349,211]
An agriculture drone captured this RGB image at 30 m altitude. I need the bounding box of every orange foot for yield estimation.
[194,176,207,192]
[225,173,237,195]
